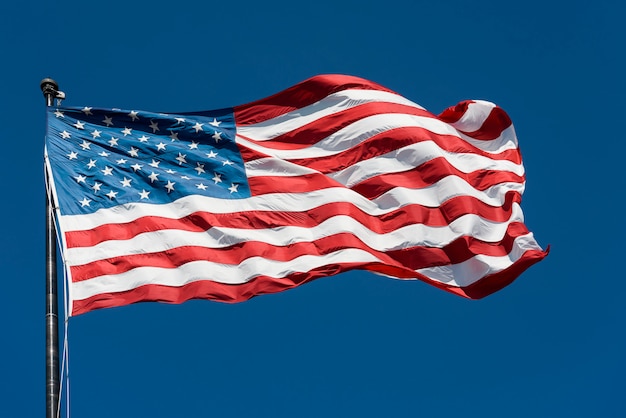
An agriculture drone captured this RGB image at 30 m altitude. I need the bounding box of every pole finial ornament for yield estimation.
[40,78,65,106]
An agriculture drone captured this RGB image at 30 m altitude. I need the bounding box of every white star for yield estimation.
[194,163,205,174]
[176,152,187,165]
[79,197,91,207]
[193,122,204,133]
[128,110,139,121]
[139,189,150,199]
[116,158,127,164]
[128,147,139,157]
[91,129,101,138]
[169,131,179,141]
[212,131,222,142]
[60,130,71,139]
[102,116,114,126]
[209,118,221,127]
[122,127,132,136]
[120,177,132,187]
[189,141,199,150]
[181,175,191,180]
[165,180,175,193]
[156,142,167,151]
[149,120,159,133]
[149,159,160,168]
[74,120,85,129]
[138,135,149,143]
[67,151,78,160]
[175,117,185,124]
[148,172,160,183]
[165,169,176,174]
[206,150,217,158]
[54,110,64,118]
[102,166,113,176]
[79,140,91,150]
[228,183,239,193]
[131,163,143,172]
[92,182,102,192]
[99,151,110,157]
[212,173,222,184]
[75,175,86,183]
[222,159,234,166]
[196,183,208,190]
[86,159,97,169]
[106,190,118,200]
[109,137,119,147]
[82,107,93,115]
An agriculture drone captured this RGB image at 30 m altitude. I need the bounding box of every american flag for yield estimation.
[45,74,547,316]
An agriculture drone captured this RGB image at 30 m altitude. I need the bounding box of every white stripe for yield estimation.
[71,248,384,301]
[450,100,496,132]
[237,89,424,138]
[244,157,318,177]
[65,203,530,266]
[416,233,542,287]
[237,113,518,161]
[327,140,524,188]
[58,178,526,232]
[460,124,518,152]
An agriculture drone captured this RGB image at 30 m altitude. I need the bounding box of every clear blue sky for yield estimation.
[1,1,624,417]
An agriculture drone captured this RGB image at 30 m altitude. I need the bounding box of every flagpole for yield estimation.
[41,78,61,418]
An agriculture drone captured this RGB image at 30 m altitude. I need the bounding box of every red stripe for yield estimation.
[65,191,521,249]
[71,261,378,315]
[382,247,549,299]
[239,102,435,150]
[247,172,341,194]
[234,74,395,125]
[463,106,512,140]
[348,157,524,200]
[386,222,531,270]
[279,126,521,174]
[437,100,472,124]
[454,246,549,299]
[71,246,548,315]
[238,144,270,162]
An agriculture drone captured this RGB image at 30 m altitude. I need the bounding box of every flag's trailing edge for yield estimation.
[44,74,547,316]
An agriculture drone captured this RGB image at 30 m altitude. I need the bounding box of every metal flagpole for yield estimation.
[41,78,61,418]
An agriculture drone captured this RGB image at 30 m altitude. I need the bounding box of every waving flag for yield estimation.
[45,74,547,316]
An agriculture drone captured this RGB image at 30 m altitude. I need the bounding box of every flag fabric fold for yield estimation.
[44,74,547,316]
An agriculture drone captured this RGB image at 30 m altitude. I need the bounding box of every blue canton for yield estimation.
[46,106,250,216]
